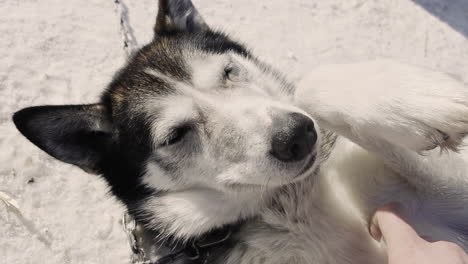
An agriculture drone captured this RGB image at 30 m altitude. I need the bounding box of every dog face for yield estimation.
[136,44,320,192]
[13,0,320,212]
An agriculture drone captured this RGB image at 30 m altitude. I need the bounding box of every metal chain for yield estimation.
[122,212,235,264]
[113,0,139,57]
[122,213,152,264]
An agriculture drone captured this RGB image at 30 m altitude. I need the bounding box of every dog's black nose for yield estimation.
[271,113,317,162]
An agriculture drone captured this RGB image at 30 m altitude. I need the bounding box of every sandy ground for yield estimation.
[1,0,467,263]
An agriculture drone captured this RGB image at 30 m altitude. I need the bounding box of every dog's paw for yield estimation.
[373,69,468,152]
[374,106,468,153]
[295,60,468,153]
[422,129,462,152]
[418,126,467,153]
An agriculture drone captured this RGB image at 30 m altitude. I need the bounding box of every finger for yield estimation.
[371,204,422,250]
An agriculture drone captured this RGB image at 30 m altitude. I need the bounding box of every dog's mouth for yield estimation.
[224,152,318,190]
[295,152,317,180]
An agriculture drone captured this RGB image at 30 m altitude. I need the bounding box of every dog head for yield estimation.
[13,0,320,238]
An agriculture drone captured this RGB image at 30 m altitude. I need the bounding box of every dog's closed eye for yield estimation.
[224,66,234,80]
[162,125,192,146]
[223,62,241,82]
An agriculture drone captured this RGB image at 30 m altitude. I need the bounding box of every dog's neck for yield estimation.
[142,186,272,239]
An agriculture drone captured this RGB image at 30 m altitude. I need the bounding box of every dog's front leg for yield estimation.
[295,60,468,193]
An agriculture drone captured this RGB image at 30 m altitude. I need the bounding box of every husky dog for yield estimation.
[13,0,468,263]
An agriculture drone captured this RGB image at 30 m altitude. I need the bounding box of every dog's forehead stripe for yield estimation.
[145,51,229,91]
[143,67,207,100]
[188,53,228,91]
[144,68,180,86]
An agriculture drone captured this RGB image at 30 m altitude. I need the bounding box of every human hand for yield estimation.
[369,204,468,264]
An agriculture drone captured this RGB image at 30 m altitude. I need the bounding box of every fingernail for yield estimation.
[369,214,382,241]
[369,202,402,242]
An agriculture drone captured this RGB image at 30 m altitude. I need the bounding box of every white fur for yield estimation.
[295,60,468,193]
[188,53,228,91]
[142,187,271,239]
[144,59,468,263]
[235,59,468,264]
[140,52,316,239]
[296,59,468,153]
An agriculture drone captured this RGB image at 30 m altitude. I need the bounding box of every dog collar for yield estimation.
[123,213,238,264]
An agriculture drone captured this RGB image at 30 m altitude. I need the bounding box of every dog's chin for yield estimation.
[225,181,279,191]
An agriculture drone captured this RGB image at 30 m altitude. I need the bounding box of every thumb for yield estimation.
[370,203,422,252]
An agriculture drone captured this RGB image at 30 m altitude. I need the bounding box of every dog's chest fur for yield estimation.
[221,135,411,264]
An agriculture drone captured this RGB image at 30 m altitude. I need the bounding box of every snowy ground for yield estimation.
[1,0,467,263]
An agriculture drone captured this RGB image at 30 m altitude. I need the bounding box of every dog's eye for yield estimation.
[163,125,191,146]
[223,66,234,80]
[223,62,241,81]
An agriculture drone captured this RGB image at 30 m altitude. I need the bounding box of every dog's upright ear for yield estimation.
[154,0,209,36]
[13,104,113,174]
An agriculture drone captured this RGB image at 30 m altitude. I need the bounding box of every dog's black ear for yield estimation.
[154,0,209,36]
[13,104,113,174]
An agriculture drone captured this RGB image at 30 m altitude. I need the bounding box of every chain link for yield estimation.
[122,213,152,264]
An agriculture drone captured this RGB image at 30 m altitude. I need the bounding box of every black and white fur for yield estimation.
[12,1,468,263]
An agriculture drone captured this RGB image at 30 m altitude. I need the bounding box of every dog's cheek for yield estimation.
[141,162,178,191]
